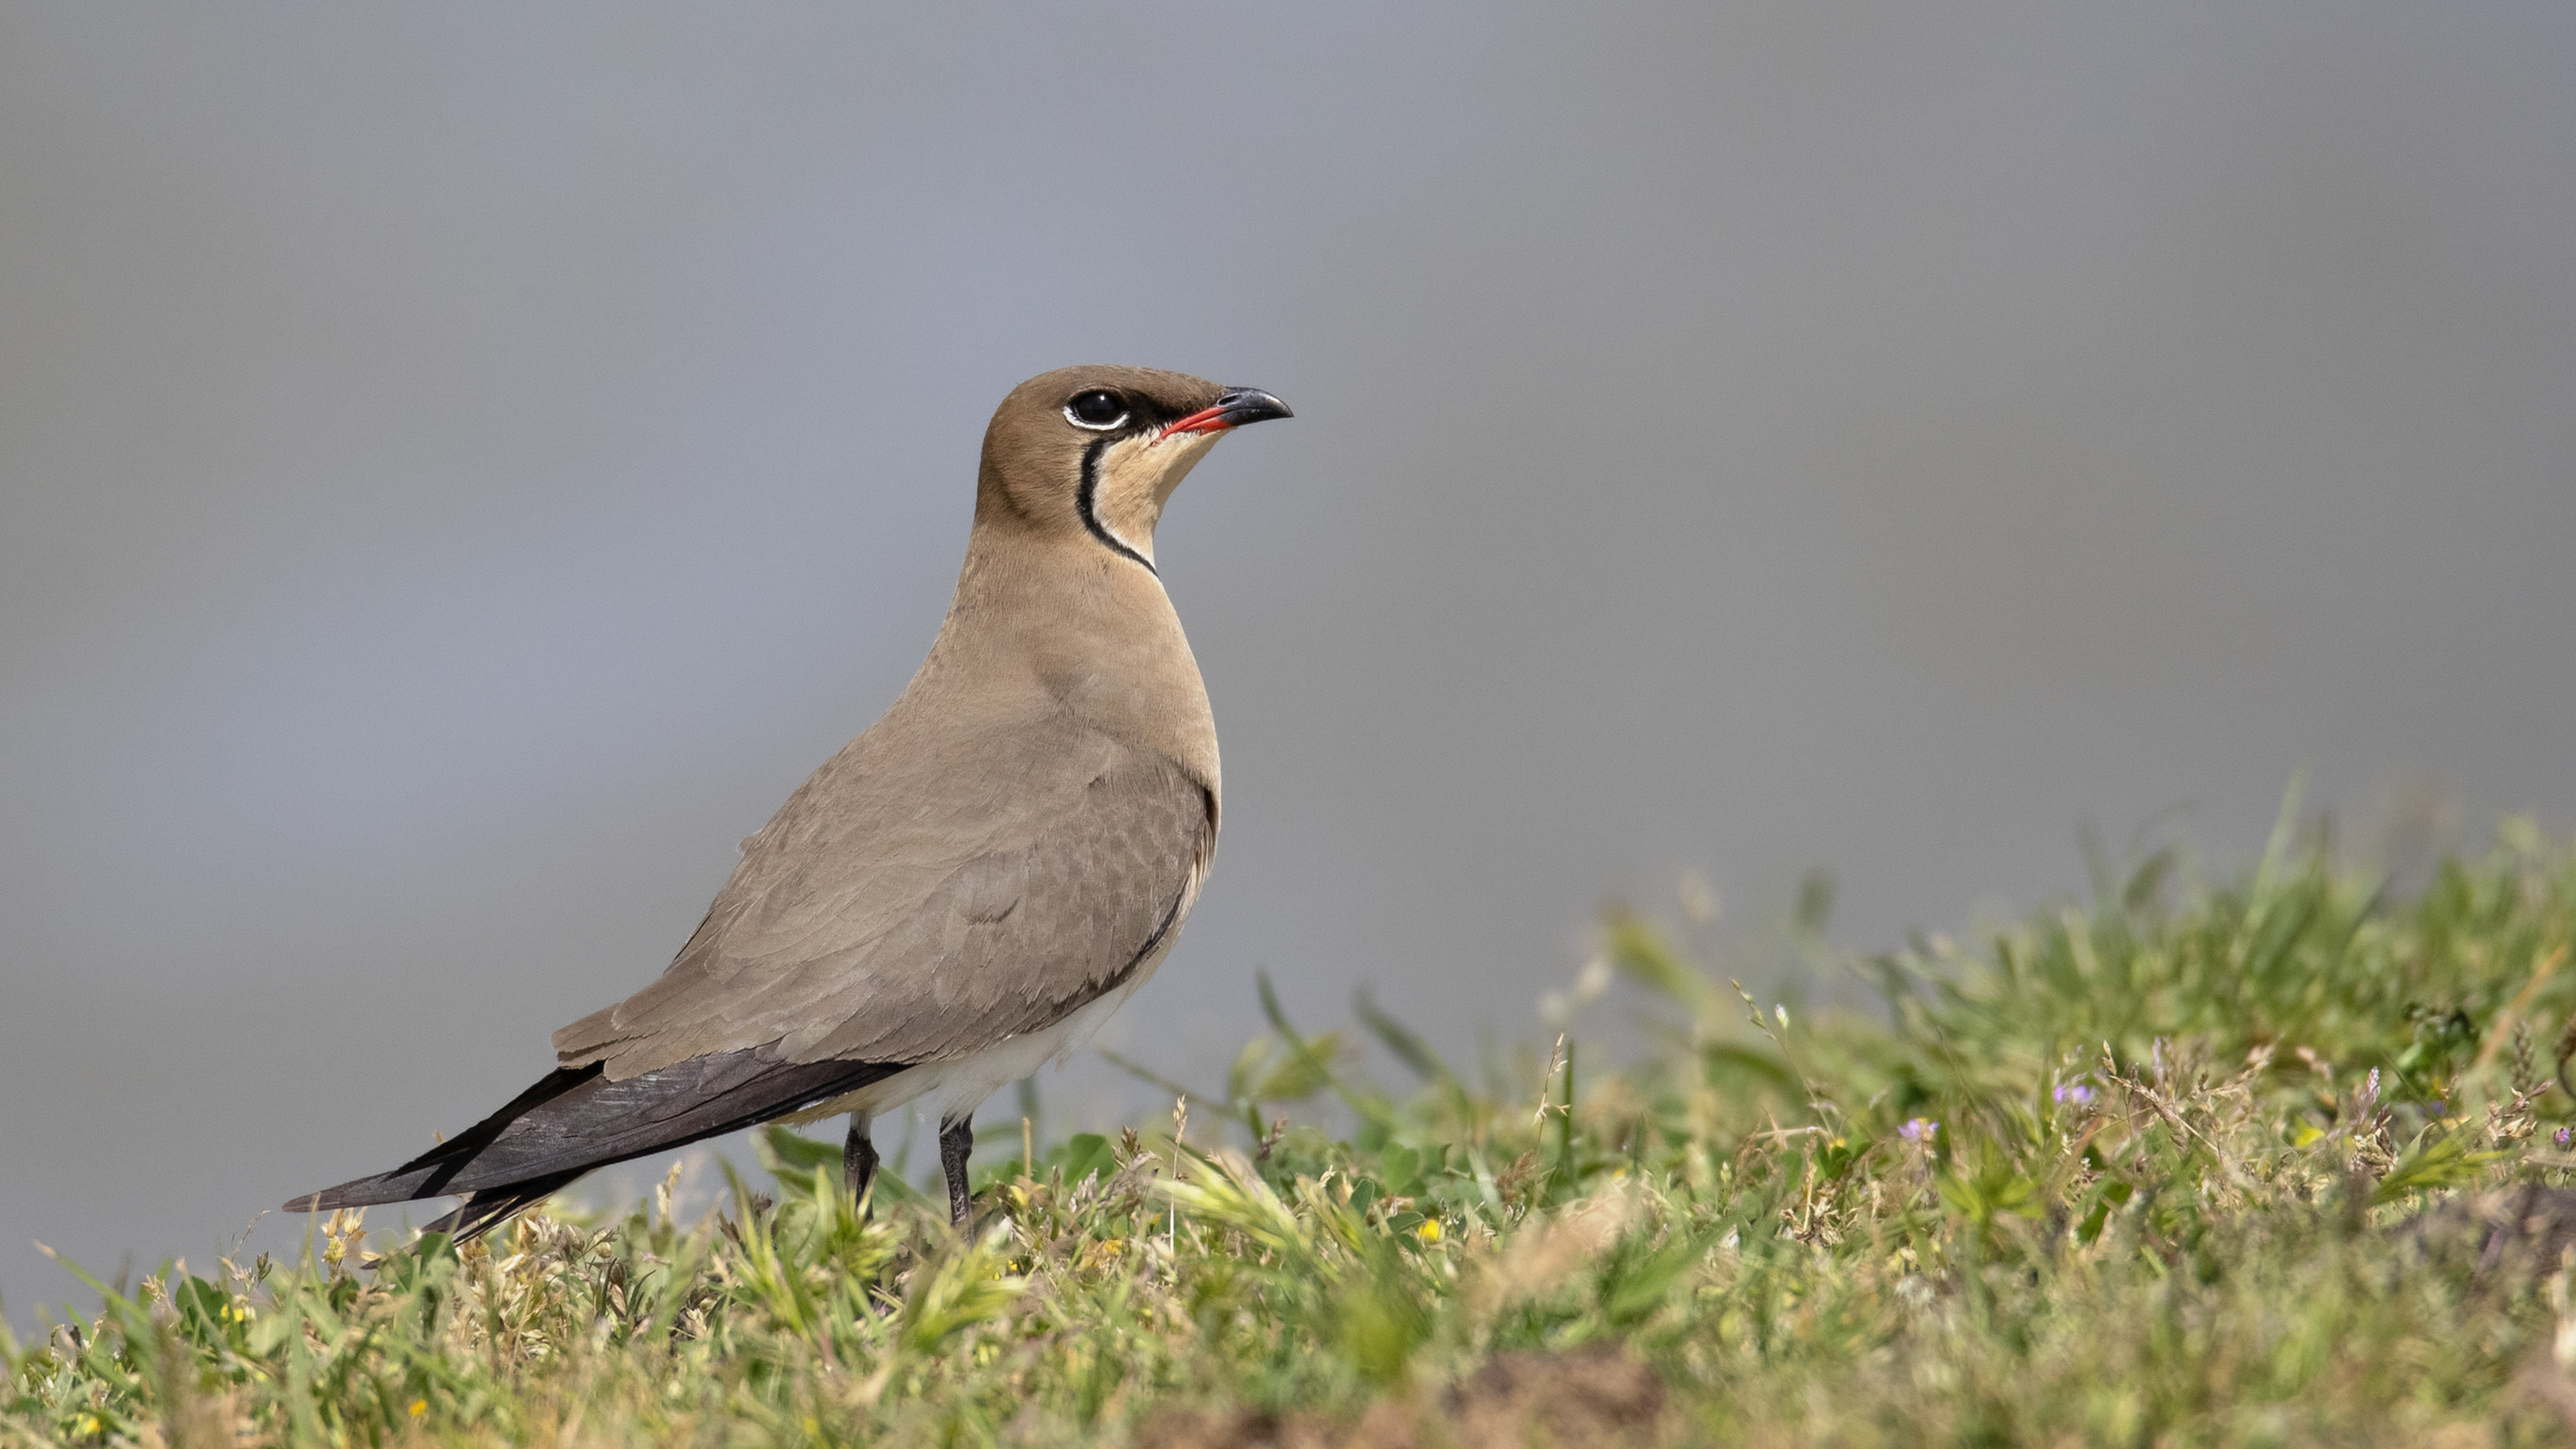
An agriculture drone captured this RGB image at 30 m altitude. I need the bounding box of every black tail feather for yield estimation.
[397,1065,604,1193]
[285,1063,608,1215]
[420,1172,586,1242]
[284,1047,906,1240]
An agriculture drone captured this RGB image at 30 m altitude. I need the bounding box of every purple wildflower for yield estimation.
[1899,1118,1937,1142]
[2557,1128,2571,1148]
[2053,1083,2096,1106]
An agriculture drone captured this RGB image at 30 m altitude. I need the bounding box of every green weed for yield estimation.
[7,816,2575,1445]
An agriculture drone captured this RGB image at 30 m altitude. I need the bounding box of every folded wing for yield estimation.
[284,714,1212,1236]
[555,710,1214,1077]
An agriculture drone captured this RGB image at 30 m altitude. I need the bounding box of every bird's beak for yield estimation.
[1163,386,1294,437]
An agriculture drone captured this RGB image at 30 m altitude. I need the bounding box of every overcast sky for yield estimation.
[4,2,2571,1322]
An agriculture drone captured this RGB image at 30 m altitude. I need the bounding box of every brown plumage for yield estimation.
[286,365,1289,1235]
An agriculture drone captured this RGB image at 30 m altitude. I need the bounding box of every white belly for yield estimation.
[780,971,1152,1130]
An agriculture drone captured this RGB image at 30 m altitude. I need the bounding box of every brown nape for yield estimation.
[975,364,1226,535]
[282,362,1283,1245]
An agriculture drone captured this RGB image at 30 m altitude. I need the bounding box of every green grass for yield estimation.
[9,811,2576,1446]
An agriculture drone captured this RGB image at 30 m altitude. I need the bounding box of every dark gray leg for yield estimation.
[938,1114,974,1227]
[844,1114,878,1210]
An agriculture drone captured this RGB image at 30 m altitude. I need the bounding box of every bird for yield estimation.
[284,364,1290,1237]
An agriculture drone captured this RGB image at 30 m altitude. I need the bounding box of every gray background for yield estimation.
[3,2,2570,1323]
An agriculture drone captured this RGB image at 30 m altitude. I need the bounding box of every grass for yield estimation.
[8,808,2576,1446]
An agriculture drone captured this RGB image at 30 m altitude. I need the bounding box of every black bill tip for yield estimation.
[1167,386,1293,435]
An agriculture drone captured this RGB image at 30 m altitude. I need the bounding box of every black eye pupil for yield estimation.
[1068,390,1126,426]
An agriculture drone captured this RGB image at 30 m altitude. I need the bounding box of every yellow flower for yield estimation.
[1415,1218,1444,1244]
[409,1399,427,1417]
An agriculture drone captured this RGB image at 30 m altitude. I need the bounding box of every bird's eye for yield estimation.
[1063,390,1130,430]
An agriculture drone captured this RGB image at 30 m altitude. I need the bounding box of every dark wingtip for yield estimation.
[282,1184,358,1214]
[280,1169,431,1216]
[419,1171,584,1242]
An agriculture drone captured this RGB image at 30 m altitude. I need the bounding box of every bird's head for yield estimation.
[977,364,1291,573]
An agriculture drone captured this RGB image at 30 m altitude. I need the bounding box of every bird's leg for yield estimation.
[843,1114,878,1212]
[938,1113,974,1228]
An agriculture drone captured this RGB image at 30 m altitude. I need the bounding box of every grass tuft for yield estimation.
[7,817,2576,1444]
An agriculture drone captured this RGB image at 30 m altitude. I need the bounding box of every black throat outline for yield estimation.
[1076,437,1159,576]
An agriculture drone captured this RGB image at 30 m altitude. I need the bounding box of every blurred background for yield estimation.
[3,1,2571,1323]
